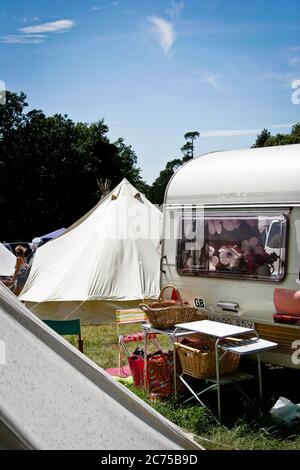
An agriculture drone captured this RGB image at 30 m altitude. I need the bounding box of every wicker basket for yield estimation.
[140,285,197,329]
[175,336,240,379]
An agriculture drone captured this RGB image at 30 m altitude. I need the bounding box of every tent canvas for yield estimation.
[20,179,162,324]
[0,282,201,449]
[32,227,66,245]
[0,243,16,277]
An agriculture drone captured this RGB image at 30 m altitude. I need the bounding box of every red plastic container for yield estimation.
[128,355,145,387]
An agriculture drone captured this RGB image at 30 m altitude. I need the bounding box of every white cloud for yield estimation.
[201,129,258,137]
[0,35,45,44]
[20,19,75,34]
[197,70,219,89]
[289,56,300,66]
[173,70,221,91]
[167,1,184,19]
[286,46,300,52]
[256,71,300,87]
[272,123,296,129]
[148,15,175,55]
[201,123,295,138]
[89,3,118,11]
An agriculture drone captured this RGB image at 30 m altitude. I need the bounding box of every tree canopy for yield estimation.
[149,130,199,205]
[148,157,188,206]
[180,130,200,160]
[0,91,146,240]
[252,124,300,147]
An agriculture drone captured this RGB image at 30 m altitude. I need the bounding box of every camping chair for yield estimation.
[43,319,84,353]
[115,308,160,374]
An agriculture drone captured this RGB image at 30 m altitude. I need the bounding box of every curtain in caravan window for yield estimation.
[177,212,287,281]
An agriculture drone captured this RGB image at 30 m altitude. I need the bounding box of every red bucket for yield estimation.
[128,355,145,387]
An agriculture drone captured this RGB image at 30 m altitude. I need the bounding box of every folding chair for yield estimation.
[43,319,84,353]
[115,308,160,375]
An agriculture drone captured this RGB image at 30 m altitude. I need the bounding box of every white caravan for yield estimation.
[161,144,300,369]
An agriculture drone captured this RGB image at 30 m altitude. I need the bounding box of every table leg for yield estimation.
[144,332,148,388]
[173,340,177,399]
[257,352,263,412]
[215,339,221,423]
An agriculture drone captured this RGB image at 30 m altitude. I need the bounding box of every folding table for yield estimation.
[174,320,278,422]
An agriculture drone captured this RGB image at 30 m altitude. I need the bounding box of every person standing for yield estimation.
[12,245,28,296]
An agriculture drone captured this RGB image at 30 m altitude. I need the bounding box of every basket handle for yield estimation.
[174,342,211,354]
[139,304,150,312]
[159,285,183,305]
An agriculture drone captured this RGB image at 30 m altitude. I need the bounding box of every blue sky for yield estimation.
[1,0,300,183]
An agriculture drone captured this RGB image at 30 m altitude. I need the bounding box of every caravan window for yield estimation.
[177,212,287,281]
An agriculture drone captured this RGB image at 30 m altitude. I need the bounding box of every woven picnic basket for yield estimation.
[175,335,240,379]
[139,285,197,329]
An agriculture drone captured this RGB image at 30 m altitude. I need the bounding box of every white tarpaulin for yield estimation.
[0,282,201,450]
[20,179,162,323]
[0,243,16,277]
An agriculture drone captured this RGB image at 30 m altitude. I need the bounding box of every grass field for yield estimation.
[68,323,300,450]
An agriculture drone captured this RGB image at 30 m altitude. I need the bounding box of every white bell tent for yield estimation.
[0,243,16,277]
[20,179,162,324]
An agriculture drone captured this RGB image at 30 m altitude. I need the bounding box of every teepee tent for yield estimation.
[20,179,162,324]
[0,242,16,276]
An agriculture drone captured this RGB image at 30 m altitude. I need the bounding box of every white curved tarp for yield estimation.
[0,243,15,277]
[0,283,201,450]
[20,179,162,323]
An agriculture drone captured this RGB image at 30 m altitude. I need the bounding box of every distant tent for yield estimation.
[21,179,162,324]
[0,242,16,276]
[32,227,66,245]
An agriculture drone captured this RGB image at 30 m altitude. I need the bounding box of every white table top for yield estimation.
[175,319,254,338]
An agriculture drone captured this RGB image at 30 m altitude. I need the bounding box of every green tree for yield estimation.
[149,131,200,205]
[251,128,271,148]
[181,131,200,159]
[252,124,300,148]
[0,91,28,138]
[148,158,183,205]
[0,91,146,240]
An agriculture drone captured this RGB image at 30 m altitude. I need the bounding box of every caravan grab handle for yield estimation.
[217,301,239,312]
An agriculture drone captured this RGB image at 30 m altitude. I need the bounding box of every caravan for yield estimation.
[161,144,300,369]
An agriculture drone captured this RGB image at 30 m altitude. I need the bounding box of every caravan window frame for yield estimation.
[176,209,288,282]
